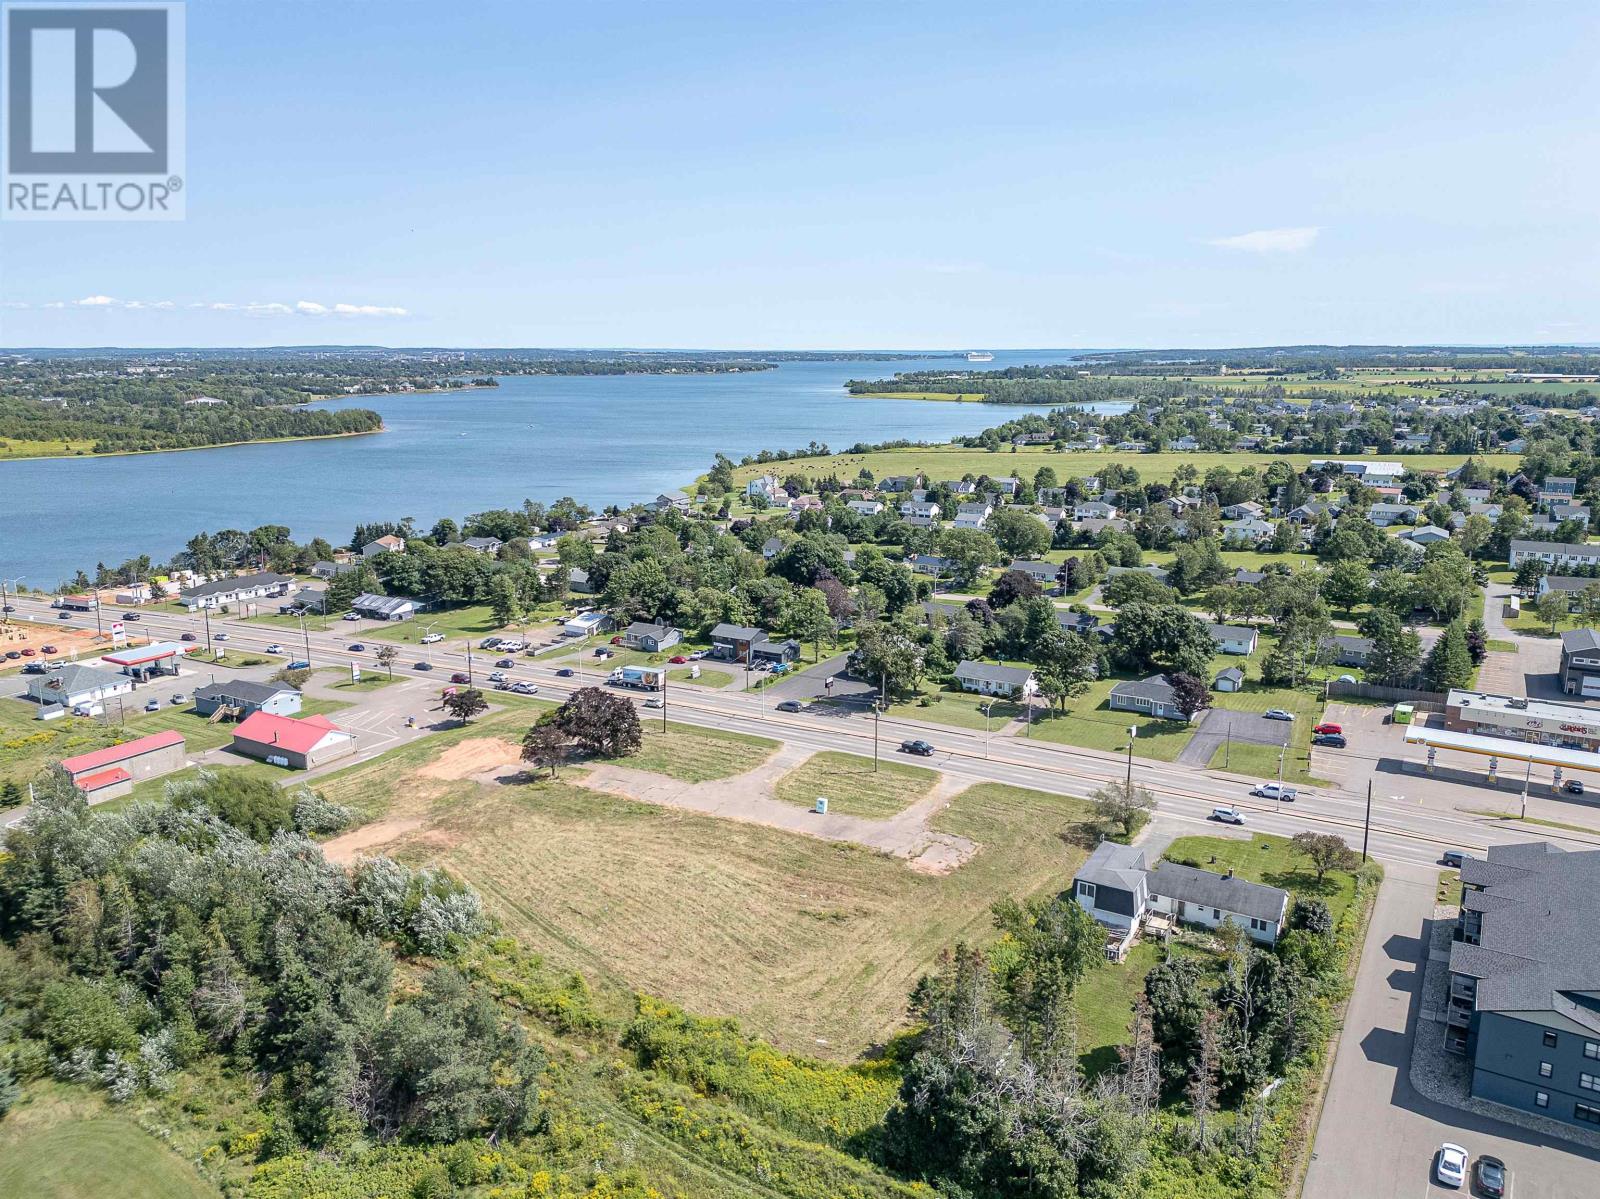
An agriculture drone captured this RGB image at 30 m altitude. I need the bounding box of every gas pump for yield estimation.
[1486,754,1497,785]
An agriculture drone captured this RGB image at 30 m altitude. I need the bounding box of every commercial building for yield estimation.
[100,641,193,680]
[59,730,187,802]
[1444,689,1600,753]
[1447,843,1600,1131]
[193,680,303,719]
[350,593,422,621]
[178,572,294,612]
[25,663,135,711]
[230,711,356,770]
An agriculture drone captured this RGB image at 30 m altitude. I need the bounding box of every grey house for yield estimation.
[1319,634,1375,668]
[952,660,1036,697]
[1073,842,1151,934]
[1447,843,1600,1130]
[1108,674,1189,720]
[710,623,765,662]
[193,680,302,719]
[1559,628,1600,699]
[1074,842,1288,950]
[622,622,683,653]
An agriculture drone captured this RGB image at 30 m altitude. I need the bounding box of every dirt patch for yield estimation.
[417,737,523,782]
[322,816,426,865]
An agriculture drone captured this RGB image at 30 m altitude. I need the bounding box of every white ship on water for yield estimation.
[966,351,994,362]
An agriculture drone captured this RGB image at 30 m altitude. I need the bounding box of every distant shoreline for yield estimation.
[0,426,385,465]
[851,390,990,403]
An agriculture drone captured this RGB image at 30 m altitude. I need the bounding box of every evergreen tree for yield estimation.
[1423,622,1474,691]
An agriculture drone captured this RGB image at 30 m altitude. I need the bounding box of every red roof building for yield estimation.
[58,729,187,802]
[230,711,356,769]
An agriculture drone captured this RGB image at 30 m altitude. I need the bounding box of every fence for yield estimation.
[1326,679,1446,708]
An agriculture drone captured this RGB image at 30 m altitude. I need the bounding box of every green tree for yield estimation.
[847,621,928,700]
[519,721,569,779]
[936,528,1000,587]
[1108,602,1215,678]
[1362,610,1422,687]
[1535,588,1569,634]
[488,574,523,627]
[551,687,642,757]
[1422,622,1474,691]
[783,587,833,661]
[1322,559,1371,616]
[374,643,399,677]
[986,507,1052,559]
[443,687,488,724]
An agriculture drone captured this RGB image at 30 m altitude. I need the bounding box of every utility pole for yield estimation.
[661,670,668,733]
[465,639,474,686]
[1225,724,1232,769]
[984,700,993,759]
[1361,779,1373,863]
[1125,726,1136,790]
[1277,740,1288,810]
[873,671,886,773]
[203,606,213,656]
[298,613,312,666]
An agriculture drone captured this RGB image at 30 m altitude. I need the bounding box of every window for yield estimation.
[1540,1062,1553,1078]
[1583,1074,1600,1093]
[1213,909,1221,919]
[1576,1103,1600,1126]
[1536,1091,1549,1108]
[1077,881,1096,901]
[1586,1042,1600,1060]
[1545,1030,1559,1048]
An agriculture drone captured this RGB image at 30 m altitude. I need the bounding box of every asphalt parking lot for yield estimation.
[1178,706,1297,766]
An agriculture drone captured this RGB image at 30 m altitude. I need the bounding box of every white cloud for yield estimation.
[1206,226,1321,253]
[295,300,330,315]
[76,294,119,306]
[331,303,408,317]
[0,301,28,309]
[43,295,410,317]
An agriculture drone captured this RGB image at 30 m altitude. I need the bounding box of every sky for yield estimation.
[3,0,1598,350]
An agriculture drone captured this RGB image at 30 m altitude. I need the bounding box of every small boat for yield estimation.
[966,351,994,362]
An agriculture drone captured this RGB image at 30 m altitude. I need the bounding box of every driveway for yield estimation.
[1481,581,1571,700]
[1303,864,1600,1199]
[1177,707,1297,767]
[766,653,876,703]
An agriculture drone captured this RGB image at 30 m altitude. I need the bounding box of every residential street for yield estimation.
[1304,864,1600,1198]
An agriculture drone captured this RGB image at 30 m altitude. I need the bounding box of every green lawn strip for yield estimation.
[0,1107,220,1199]
[1162,832,1358,923]
[886,680,1033,733]
[667,667,733,688]
[1026,675,1194,759]
[1437,869,1460,905]
[770,750,936,818]
[615,722,781,783]
[1485,638,1517,652]
[1465,809,1600,836]
[1072,939,1162,1078]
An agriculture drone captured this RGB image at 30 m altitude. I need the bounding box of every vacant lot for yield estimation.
[319,725,1094,1056]
[0,1105,219,1199]
[771,750,936,817]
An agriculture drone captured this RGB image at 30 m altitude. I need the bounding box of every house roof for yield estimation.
[1008,559,1056,576]
[1215,667,1244,684]
[1320,634,1375,655]
[100,641,193,666]
[1207,623,1256,642]
[352,593,420,617]
[194,680,299,706]
[1541,575,1598,594]
[1233,569,1266,585]
[1562,628,1600,654]
[232,711,345,756]
[75,766,132,793]
[179,571,293,600]
[1449,843,1600,1016]
[625,621,678,641]
[1076,841,1149,892]
[31,663,126,694]
[1147,861,1288,924]
[60,729,184,776]
[1512,539,1600,559]
[710,622,764,642]
[954,660,1034,687]
[461,536,502,550]
[1110,674,1177,703]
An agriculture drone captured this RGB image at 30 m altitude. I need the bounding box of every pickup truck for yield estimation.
[1249,782,1297,802]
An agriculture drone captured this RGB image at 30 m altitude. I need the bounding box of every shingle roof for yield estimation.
[1561,628,1600,654]
[179,571,293,600]
[954,660,1034,687]
[1110,674,1177,703]
[33,663,125,693]
[1147,861,1288,923]
[1076,841,1148,892]
[194,680,298,706]
[625,622,678,642]
[710,622,764,642]
[1512,539,1600,558]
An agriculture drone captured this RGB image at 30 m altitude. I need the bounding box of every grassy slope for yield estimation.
[0,1104,219,1199]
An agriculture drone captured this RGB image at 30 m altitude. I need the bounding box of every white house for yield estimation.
[847,499,885,517]
[1508,540,1600,570]
[1368,503,1421,527]
[563,610,614,638]
[26,663,135,710]
[1309,459,1404,487]
[1402,525,1451,546]
[1072,842,1289,949]
[460,536,503,555]
[363,534,406,558]
[178,572,294,612]
[1006,560,1058,585]
[1074,501,1117,520]
[746,475,781,501]
[952,660,1036,697]
[1207,623,1259,655]
[1222,518,1275,545]
[899,500,940,520]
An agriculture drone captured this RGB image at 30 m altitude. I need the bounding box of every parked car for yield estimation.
[21,663,43,674]
[1442,849,1468,868]
[39,645,56,654]
[1250,782,1297,801]
[180,632,197,642]
[144,699,160,712]
[422,632,445,644]
[776,699,803,713]
[415,661,434,671]
[3,651,17,660]
[643,696,664,708]
[610,635,623,645]
[669,655,689,664]
[170,693,186,705]
[44,659,64,671]
[494,680,512,691]
[496,657,515,668]
[122,611,141,621]
[556,667,575,677]
[287,661,310,670]
[348,642,366,652]
[1263,708,1294,721]
[1473,1154,1507,1198]
[480,637,502,649]
[1564,778,1585,795]
[343,612,361,621]
[1211,806,1246,824]
[1434,1143,1468,1189]
[688,649,708,660]
[450,672,470,684]
[594,648,612,659]
[18,648,33,657]
[1313,722,1342,735]
[213,632,229,642]
[265,643,284,654]
[1311,733,1347,748]
[900,739,935,756]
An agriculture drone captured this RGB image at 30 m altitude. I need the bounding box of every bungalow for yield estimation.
[1055,610,1100,634]
[230,711,356,770]
[193,680,302,719]
[952,660,1036,698]
[362,534,406,558]
[1232,568,1267,586]
[1214,666,1245,693]
[1075,517,1132,537]
[1108,674,1190,720]
[761,536,785,560]
[1318,634,1374,668]
[1285,501,1341,526]
[909,554,953,576]
[622,622,682,653]
[351,593,422,621]
[750,636,802,664]
[1368,502,1421,527]
[847,499,885,517]
[1170,435,1201,451]
[567,567,595,594]
[1536,575,1600,611]
[527,531,564,552]
[1549,502,1591,525]
[1162,495,1199,516]
[1007,560,1059,586]
[1071,843,1289,947]
[1222,518,1275,545]
[1309,459,1404,487]
[1074,501,1117,520]
[563,611,614,638]
[986,476,1021,497]
[899,500,941,520]
[880,475,921,493]
[1402,525,1451,546]
[26,663,135,710]
[460,536,503,555]
[651,490,691,513]
[178,572,294,612]
[1105,564,1171,584]
[1207,623,1258,655]
[1221,501,1265,520]
[59,730,187,802]
[710,622,765,662]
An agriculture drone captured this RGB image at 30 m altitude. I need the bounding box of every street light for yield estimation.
[983,700,995,759]
[1125,726,1137,789]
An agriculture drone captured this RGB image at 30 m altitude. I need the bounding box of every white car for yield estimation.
[1210,806,1246,825]
[1435,1143,1468,1189]
[213,632,229,641]
[421,632,445,644]
[488,670,507,683]
[343,612,361,621]
[1250,782,1298,802]
[265,643,284,654]
[643,696,665,709]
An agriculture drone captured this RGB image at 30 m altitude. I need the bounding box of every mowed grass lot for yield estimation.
[1165,832,1359,922]
[771,750,936,818]
[318,722,1096,1056]
[0,1106,219,1199]
[624,723,780,782]
[716,448,1518,492]
[668,666,733,688]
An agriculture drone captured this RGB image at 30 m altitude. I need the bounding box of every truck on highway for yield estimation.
[609,665,665,691]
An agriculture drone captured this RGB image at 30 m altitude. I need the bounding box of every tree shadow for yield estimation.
[1079,1044,1124,1081]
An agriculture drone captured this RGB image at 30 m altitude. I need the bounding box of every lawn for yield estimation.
[1163,832,1359,922]
[319,749,1096,1057]
[771,750,937,818]
[1028,675,1197,760]
[620,723,781,783]
[886,683,1033,734]
[0,1105,220,1199]
[1073,939,1164,1077]
[324,668,402,691]
[668,666,733,688]
[1205,681,1329,785]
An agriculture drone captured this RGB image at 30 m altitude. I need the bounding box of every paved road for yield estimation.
[1305,864,1600,1198]
[7,596,1600,872]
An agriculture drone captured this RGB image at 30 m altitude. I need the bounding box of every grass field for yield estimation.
[668,666,733,688]
[711,447,1519,493]
[771,750,936,817]
[623,723,781,782]
[1164,832,1359,922]
[319,728,1094,1056]
[0,1104,219,1199]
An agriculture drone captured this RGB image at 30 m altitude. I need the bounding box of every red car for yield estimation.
[40,645,57,654]
[450,672,470,684]
[610,635,624,644]
[1313,722,1342,736]
[669,655,689,664]
[19,648,34,657]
